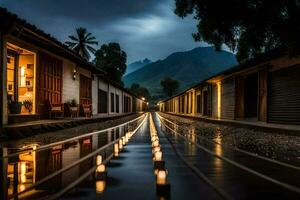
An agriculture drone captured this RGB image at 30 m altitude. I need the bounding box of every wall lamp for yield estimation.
[73,68,77,80]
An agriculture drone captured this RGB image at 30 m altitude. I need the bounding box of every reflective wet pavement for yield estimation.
[0,115,144,200]
[156,113,300,199]
[158,112,300,166]
[62,113,220,200]
[1,113,300,199]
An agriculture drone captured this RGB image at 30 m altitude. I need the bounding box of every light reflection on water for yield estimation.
[0,120,140,199]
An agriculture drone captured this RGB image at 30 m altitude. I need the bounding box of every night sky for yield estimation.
[0,0,207,63]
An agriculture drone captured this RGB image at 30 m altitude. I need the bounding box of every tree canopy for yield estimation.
[175,0,300,61]
[161,77,180,97]
[129,84,151,101]
[94,43,127,85]
[65,27,98,60]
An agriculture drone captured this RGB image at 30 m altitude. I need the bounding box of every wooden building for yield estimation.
[158,49,300,125]
[0,8,146,126]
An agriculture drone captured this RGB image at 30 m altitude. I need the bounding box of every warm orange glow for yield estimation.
[217,82,221,119]
[122,136,126,145]
[152,140,160,148]
[97,164,106,173]
[114,143,119,156]
[152,146,161,154]
[119,139,123,150]
[96,181,106,194]
[153,151,162,161]
[20,162,26,183]
[156,169,167,185]
[97,155,102,166]
[151,135,159,142]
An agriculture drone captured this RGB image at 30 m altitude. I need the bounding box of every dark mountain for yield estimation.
[125,58,152,75]
[124,47,238,99]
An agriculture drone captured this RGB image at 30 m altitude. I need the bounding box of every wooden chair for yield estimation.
[45,100,64,119]
[80,104,92,118]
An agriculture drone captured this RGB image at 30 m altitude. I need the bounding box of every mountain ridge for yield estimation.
[124,47,238,99]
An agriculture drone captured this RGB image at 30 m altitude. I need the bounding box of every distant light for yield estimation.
[114,143,119,157]
[96,181,106,194]
[119,139,123,150]
[156,169,167,185]
[96,164,106,173]
[97,155,102,166]
[153,151,163,161]
[152,140,160,148]
[142,97,145,101]
[152,146,161,154]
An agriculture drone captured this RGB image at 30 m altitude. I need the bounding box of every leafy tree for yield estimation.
[174,0,300,61]
[94,43,127,85]
[160,77,179,97]
[65,27,98,60]
[130,84,151,100]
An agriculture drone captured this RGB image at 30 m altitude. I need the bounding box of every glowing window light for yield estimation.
[20,162,27,183]
[20,66,25,77]
[96,181,106,194]
[217,82,221,119]
[156,169,167,185]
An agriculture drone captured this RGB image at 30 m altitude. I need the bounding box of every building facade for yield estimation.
[0,8,146,126]
[159,50,300,125]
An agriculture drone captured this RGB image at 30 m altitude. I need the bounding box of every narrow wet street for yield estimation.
[1,113,300,199]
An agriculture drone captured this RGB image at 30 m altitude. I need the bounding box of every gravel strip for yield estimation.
[159,112,300,166]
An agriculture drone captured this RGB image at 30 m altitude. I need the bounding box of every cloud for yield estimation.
[1,0,203,63]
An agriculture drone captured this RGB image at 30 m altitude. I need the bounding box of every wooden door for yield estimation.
[79,75,92,105]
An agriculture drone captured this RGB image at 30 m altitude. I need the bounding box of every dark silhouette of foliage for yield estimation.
[94,43,127,85]
[160,77,179,97]
[65,27,98,60]
[130,84,151,100]
[174,0,300,62]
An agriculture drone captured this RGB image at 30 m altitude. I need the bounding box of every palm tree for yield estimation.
[65,27,98,60]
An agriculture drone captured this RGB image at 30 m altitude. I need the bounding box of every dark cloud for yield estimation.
[1,0,202,63]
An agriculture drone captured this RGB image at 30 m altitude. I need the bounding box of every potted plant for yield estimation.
[65,99,78,117]
[9,101,22,114]
[23,100,33,113]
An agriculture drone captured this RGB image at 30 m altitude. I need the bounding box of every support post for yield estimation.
[0,32,8,126]
[0,147,8,200]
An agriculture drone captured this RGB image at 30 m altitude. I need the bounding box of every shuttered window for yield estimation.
[98,89,107,113]
[39,53,62,105]
[116,94,119,113]
[268,65,300,124]
[111,93,115,112]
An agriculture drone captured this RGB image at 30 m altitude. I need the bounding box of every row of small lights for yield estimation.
[94,130,134,194]
[149,113,171,196]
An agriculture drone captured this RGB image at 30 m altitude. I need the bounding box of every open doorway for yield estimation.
[244,73,258,119]
[7,43,36,115]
